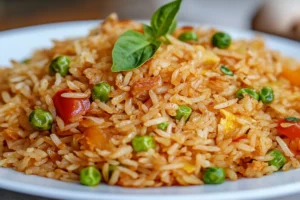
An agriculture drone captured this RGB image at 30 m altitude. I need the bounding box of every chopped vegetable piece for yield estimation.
[285,117,300,123]
[178,32,198,42]
[132,136,156,152]
[236,88,260,100]
[157,122,169,131]
[80,166,101,186]
[212,32,231,49]
[281,67,300,87]
[277,118,300,139]
[84,127,112,151]
[29,109,53,130]
[259,87,274,104]
[203,167,226,184]
[220,65,234,76]
[176,105,192,121]
[53,89,90,123]
[267,150,286,170]
[92,82,111,102]
[49,56,70,77]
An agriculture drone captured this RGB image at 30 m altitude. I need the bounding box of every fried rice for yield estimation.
[0,13,300,187]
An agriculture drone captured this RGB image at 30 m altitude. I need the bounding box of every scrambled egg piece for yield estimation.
[220,109,240,133]
[202,50,220,65]
[183,163,196,173]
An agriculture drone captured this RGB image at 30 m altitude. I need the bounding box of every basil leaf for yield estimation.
[111,30,159,72]
[168,18,177,34]
[151,0,182,38]
[143,24,155,41]
[285,117,300,122]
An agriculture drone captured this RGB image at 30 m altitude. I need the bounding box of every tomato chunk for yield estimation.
[277,119,300,139]
[53,89,90,123]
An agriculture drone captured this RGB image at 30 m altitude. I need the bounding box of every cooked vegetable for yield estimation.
[285,117,300,123]
[157,122,169,131]
[267,150,286,170]
[236,88,260,100]
[132,136,156,152]
[259,87,274,104]
[277,118,300,139]
[111,0,182,72]
[281,67,300,87]
[220,65,234,76]
[92,82,111,102]
[203,167,226,184]
[84,126,112,150]
[80,166,101,186]
[176,105,192,121]
[49,56,70,77]
[212,32,231,49]
[53,89,90,123]
[29,109,53,130]
[178,32,198,42]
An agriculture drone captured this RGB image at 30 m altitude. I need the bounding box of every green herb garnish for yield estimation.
[111,0,182,72]
[285,117,300,123]
[220,65,234,76]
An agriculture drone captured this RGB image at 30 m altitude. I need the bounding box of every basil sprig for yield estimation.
[151,0,181,38]
[111,30,160,72]
[111,0,182,72]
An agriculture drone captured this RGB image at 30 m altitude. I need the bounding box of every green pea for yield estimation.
[80,166,102,186]
[29,109,53,130]
[236,88,260,100]
[259,87,274,104]
[132,136,156,152]
[49,56,70,77]
[285,117,300,123]
[92,82,111,102]
[157,122,169,131]
[212,32,232,49]
[203,167,226,184]
[176,105,192,121]
[178,32,198,42]
[268,150,286,170]
[220,65,234,76]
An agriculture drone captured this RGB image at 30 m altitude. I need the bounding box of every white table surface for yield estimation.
[1,0,300,199]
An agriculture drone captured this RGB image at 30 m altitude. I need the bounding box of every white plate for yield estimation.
[0,21,300,200]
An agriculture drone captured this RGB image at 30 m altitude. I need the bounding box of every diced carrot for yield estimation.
[281,67,300,87]
[84,127,112,151]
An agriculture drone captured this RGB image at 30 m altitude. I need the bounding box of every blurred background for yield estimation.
[0,0,300,40]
